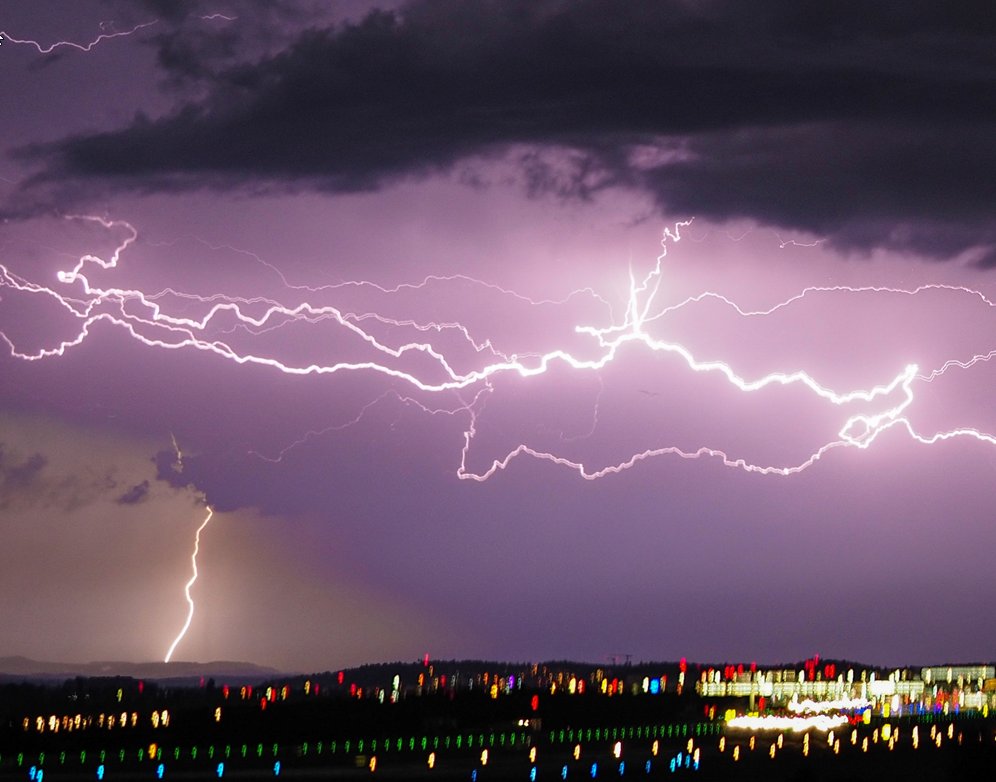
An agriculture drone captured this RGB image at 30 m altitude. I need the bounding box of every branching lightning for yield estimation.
[1,214,994,484]
[164,505,214,664]
[0,21,158,54]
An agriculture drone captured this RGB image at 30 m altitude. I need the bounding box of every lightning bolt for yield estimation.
[164,505,214,664]
[0,214,994,484]
[0,21,158,54]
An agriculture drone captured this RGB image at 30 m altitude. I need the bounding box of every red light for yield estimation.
[531,695,539,712]
[138,681,144,695]
[424,654,430,667]
[223,686,230,699]
[338,672,345,685]
[260,697,267,711]
[679,658,687,673]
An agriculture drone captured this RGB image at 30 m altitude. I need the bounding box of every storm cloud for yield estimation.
[13,0,996,262]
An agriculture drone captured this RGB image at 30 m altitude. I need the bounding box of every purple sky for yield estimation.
[1,1,995,672]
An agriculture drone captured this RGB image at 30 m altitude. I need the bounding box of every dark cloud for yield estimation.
[0,446,47,492]
[13,0,996,261]
[117,479,150,504]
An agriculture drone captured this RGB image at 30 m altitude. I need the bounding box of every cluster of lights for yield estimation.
[726,714,849,732]
[22,710,168,734]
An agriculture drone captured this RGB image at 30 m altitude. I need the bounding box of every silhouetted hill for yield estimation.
[0,656,279,682]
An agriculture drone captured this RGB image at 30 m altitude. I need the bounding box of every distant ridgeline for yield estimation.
[0,657,994,780]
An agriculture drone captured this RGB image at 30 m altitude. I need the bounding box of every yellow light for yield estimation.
[749,736,755,751]
[828,731,834,746]
[718,737,725,753]
[214,707,222,723]
[732,746,740,761]
[427,752,435,769]
[851,729,857,745]
[151,712,160,729]
[149,743,157,759]
[834,739,840,754]
[574,744,581,760]
[686,739,693,754]
[862,737,868,753]
[947,723,954,739]
[912,726,919,748]
[490,684,498,699]
[529,747,537,763]
[369,756,377,772]
[777,733,783,749]
[693,748,700,765]
[480,749,488,766]
[769,743,776,759]
[613,742,622,759]
[882,724,891,741]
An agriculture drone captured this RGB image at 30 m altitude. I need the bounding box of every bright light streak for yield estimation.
[1,215,994,483]
[726,714,849,732]
[164,506,214,664]
[788,697,871,714]
[0,21,157,54]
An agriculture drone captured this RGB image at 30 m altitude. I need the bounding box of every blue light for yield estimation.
[29,766,36,781]
[274,761,281,776]
[156,763,164,779]
[645,760,651,774]
[649,680,660,695]
[96,764,105,780]
[216,763,224,778]
[530,766,537,781]
[618,761,625,776]
[590,762,598,778]
[471,771,477,782]
[562,765,568,779]
[36,772,44,782]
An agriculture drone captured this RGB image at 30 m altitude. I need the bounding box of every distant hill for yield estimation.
[0,656,280,682]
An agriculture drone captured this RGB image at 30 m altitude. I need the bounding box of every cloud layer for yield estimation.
[12,0,996,263]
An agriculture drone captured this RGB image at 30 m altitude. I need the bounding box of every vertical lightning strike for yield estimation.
[164,505,214,664]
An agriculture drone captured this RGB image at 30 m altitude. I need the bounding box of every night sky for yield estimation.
[1,1,994,673]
